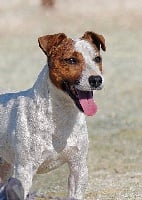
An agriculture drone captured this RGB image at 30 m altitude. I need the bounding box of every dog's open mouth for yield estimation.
[62,81,97,116]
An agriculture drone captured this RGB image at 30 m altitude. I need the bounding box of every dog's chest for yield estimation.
[35,99,87,152]
[37,111,88,174]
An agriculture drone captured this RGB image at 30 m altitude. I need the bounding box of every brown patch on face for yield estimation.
[99,63,103,73]
[48,38,85,89]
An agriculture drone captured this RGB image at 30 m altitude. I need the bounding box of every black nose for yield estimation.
[88,75,102,88]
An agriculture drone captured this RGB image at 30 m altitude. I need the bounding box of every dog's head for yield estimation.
[38,31,106,116]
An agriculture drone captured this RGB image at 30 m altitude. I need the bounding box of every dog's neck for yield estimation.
[33,65,80,116]
[33,65,85,152]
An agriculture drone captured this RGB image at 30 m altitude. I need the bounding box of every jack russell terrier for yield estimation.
[0,31,106,199]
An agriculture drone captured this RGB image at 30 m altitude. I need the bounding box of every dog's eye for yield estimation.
[64,58,78,65]
[93,56,102,63]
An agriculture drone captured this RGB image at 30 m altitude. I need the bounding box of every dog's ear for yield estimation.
[38,33,67,56]
[82,31,106,51]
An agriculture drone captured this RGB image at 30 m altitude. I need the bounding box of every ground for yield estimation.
[0,0,142,199]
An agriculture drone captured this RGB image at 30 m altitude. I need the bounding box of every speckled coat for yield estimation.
[0,31,106,200]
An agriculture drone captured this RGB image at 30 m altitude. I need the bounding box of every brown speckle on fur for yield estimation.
[48,39,85,89]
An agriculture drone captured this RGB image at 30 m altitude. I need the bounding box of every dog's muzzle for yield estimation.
[88,75,103,90]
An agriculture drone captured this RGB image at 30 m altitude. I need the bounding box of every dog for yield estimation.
[0,31,106,199]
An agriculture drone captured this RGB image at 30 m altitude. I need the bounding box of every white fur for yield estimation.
[0,65,88,199]
[74,39,104,91]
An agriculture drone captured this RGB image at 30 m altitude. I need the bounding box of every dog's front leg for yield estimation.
[68,159,88,200]
[14,163,33,199]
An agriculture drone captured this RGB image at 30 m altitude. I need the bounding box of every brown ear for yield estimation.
[38,33,67,56]
[82,31,106,51]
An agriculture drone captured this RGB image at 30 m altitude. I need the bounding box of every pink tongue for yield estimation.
[78,90,97,116]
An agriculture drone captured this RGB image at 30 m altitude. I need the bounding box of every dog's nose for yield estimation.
[88,75,102,88]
